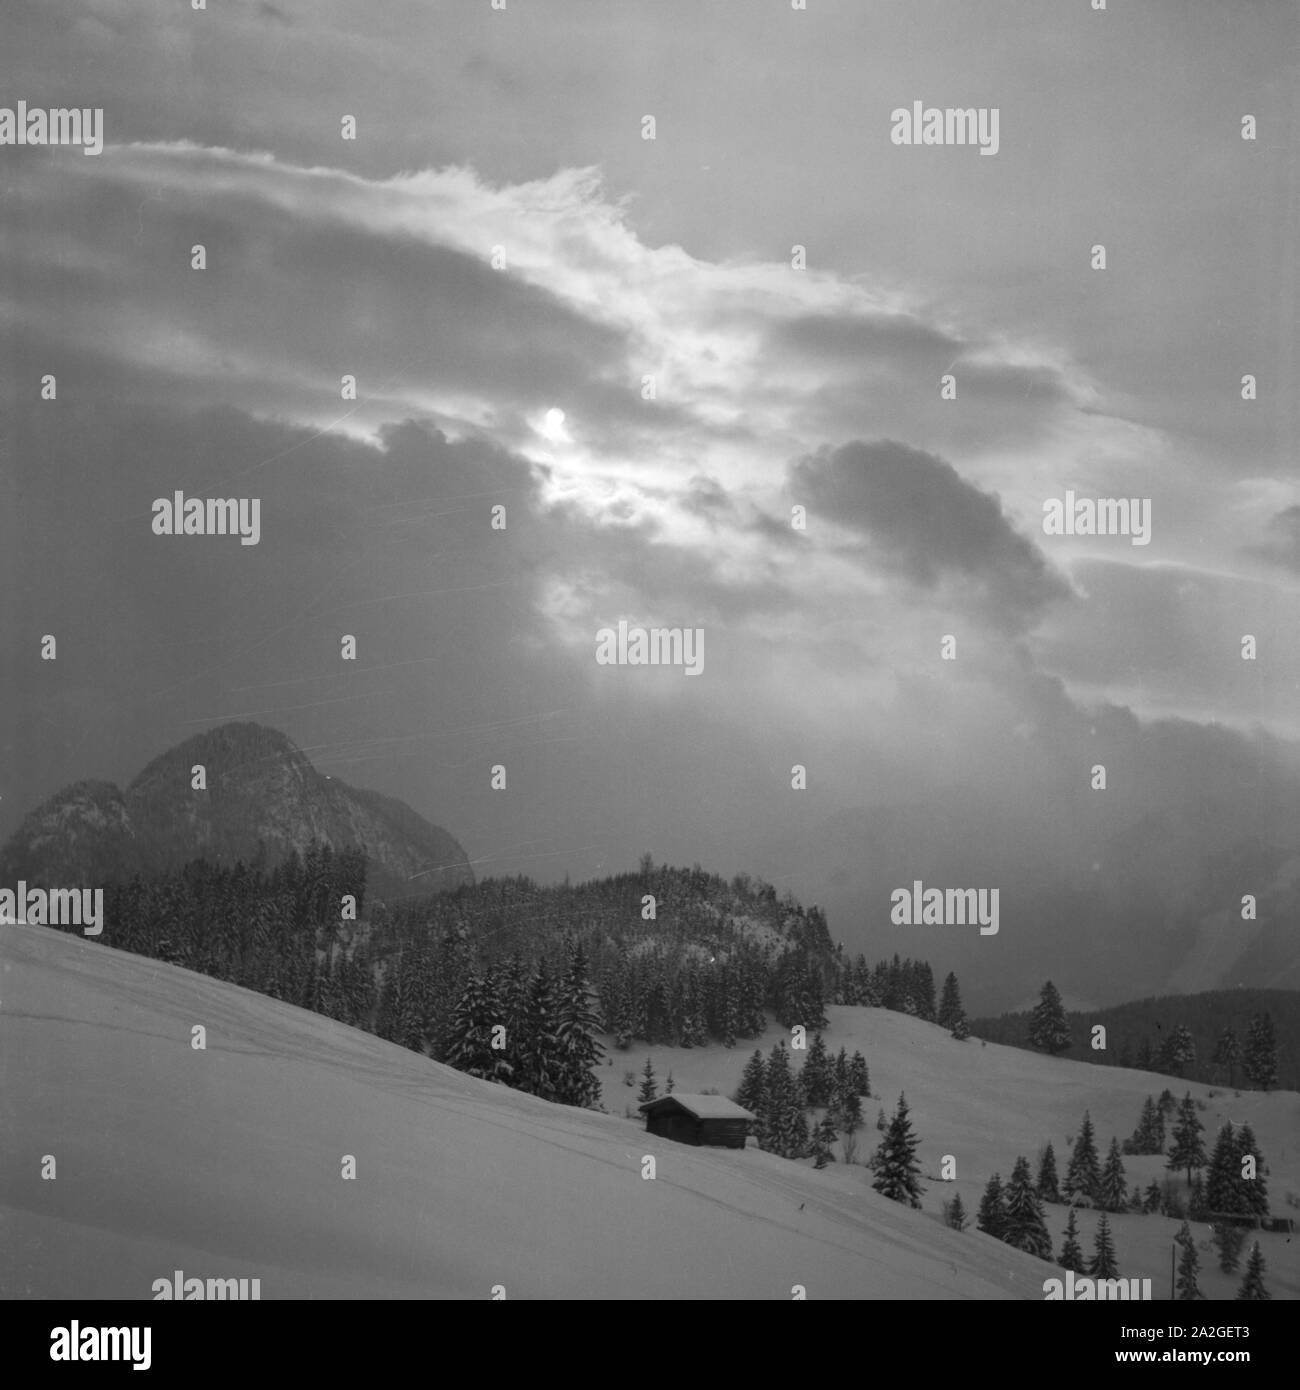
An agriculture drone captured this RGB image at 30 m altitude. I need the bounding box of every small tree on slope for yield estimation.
[1036,1142,1061,1204]
[1003,1156,1052,1259]
[1098,1137,1128,1213]
[1236,1242,1270,1301]
[871,1093,924,1208]
[1029,980,1071,1054]
[1058,1207,1085,1273]
[1174,1222,1201,1301]
[1166,1093,1207,1184]
[1088,1212,1118,1279]
[977,1173,1006,1240]
[1064,1111,1101,1203]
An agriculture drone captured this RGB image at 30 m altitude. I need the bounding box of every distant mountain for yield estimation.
[971,988,1300,1092]
[0,722,473,902]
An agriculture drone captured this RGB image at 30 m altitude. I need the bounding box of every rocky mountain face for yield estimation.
[0,722,473,902]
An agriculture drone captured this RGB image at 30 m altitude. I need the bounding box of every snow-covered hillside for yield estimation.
[604,1006,1300,1300]
[2,924,1049,1300]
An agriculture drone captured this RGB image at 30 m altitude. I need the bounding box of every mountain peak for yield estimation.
[2,722,472,902]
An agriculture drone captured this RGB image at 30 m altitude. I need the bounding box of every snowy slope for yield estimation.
[1,925,1048,1300]
[604,1005,1300,1300]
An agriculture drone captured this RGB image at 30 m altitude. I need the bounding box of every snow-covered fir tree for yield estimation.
[1003,1155,1052,1259]
[1088,1212,1118,1279]
[1243,1011,1277,1091]
[800,1032,833,1108]
[554,941,605,1107]
[1098,1137,1128,1213]
[871,1093,924,1208]
[520,960,563,1101]
[1236,1242,1270,1300]
[734,1048,766,1115]
[1211,1027,1241,1088]
[1166,1093,1207,1183]
[1058,1206,1085,1273]
[1064,1111,1101,1202]
[811,1113,838,1169]
[977,1173,1006,1239]
[1036,1142,1061,1204]
[1174,1222,1201,1300]
[937,971,964,1031]
[944,1192,969,1231]
[441,968,513,1084]
[1028,980,1071,1054]
[1235,1124,1268,1218]
[638,1056,658,1105]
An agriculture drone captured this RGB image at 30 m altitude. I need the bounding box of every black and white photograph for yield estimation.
[1,0,1297,1335]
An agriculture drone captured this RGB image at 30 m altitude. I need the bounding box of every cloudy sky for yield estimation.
[2,0,1297,1008]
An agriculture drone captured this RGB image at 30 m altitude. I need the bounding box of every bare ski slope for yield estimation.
[2,924,1049,1300]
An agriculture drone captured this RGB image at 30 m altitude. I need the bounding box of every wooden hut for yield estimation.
[639,1093,754,1149]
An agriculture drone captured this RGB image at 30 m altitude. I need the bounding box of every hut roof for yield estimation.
[639,1093,755,1121]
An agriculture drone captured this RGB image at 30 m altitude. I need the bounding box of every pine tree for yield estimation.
[977,1173,1006,1239]
[1064,1111,1102,1203]
[1099,1137,1128,1213]
[1234,1124,1268,1217]
[811,1113,838,1169]
[1235,1242,1270,1300]
[1088,1212,1118,1279]
[638,1056,658,1105]
[1205,1122,1237,1214]
[1174,1222,1201,1300]
[442,969,514,1084]
[1243,1012,1278,1091]
[876,1105,887,1131]
[871,1093,924,1208]
[1188,1172,1208,1221]
[1157,1024,1196,1079]
[1166,1093,1207,1184]
[944,1192,969,1231]
[734,1049,766,1115]
[1212,1222,1247,1275]
[1211,1027,1241,1088]
[800,1032,833,1107]
[832,1047,850,1102]
[1128,1095,1164,1155]
[764,1042,798,1157]
[1058,1207,1085,1273]
[849,1050,870,1098]
[937,971,964,1030]
[665,1069,675,1094]
[1028,980,1071,1054]
[555,941,605,1107]
[1004,1156,1052,1259]
[1036,1142,1061,1204]
[520,960,562,1101]
[951,1014,971,1041]
[1142,1179,1163,1214]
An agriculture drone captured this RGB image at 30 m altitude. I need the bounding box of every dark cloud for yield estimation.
[789,440,1069,627]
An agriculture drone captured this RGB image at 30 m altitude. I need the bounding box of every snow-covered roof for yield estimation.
[640,1093,755,1120]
